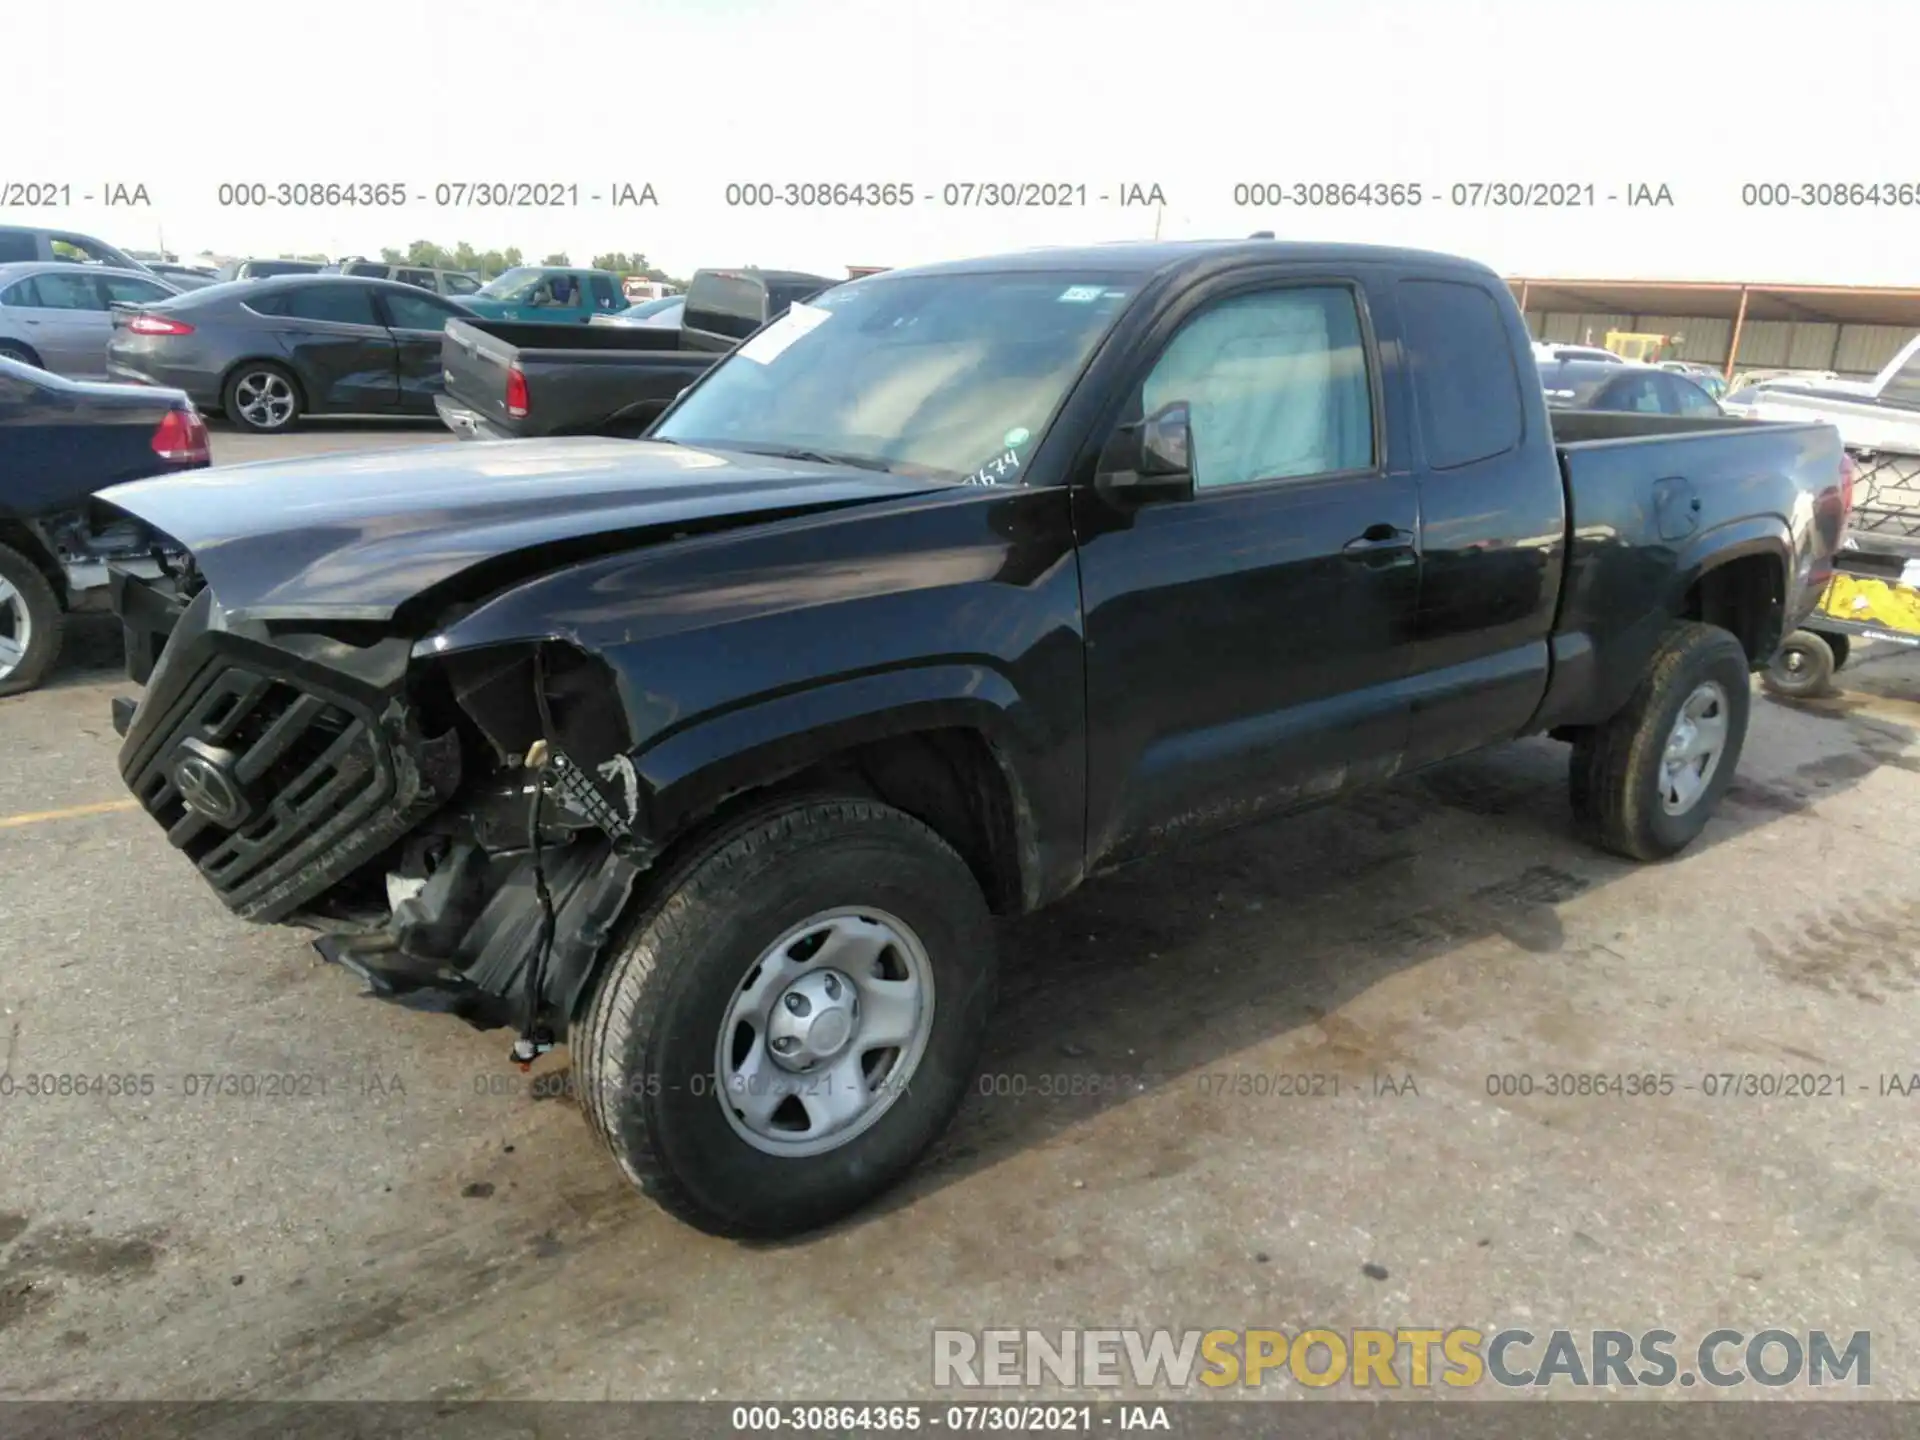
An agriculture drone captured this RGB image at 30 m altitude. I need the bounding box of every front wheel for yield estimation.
[1762,629,1837,699]
[1570,621,1751,862]
[0,543,64,698]
[575,797,998,1237]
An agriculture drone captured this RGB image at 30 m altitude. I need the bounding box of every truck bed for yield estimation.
[1533,407,1849,734]
[439,317,721,441]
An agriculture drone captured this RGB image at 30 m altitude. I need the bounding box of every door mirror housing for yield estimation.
[1097,400,1196,505]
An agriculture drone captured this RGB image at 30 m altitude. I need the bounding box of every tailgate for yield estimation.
[439,318,524,433]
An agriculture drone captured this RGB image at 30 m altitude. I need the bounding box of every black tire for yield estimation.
[1816,629,1850,672]
[221,361,303,433]
[1570,621,1751,862]
[0,341,42,369]
[0,542,65,698]
[1762,629,1836,699]
[575,796,997,1238]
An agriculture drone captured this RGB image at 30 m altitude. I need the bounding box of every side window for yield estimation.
[589,274,621,310]
[29,271,107,311]
[1139,286,1374,490]
[1398,278,1525,469]
[2,278,40,307]
[443,273,480,295]
[0,233,39,264]
[381,288,458,331]
[49,235,117,265]
[1666,375,1720,416]
[1610,373,1664,413]
[276,284,380,325]
[395,268,435,290]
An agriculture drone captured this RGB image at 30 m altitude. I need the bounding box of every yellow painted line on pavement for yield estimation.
[0,799,140,830]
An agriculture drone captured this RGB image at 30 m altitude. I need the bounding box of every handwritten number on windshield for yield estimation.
[963,449,1023,487]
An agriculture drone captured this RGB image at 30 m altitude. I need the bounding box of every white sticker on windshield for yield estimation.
[736,301,833,365]
[1058,285,1104,303]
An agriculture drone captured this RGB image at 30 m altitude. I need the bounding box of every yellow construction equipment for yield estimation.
[1604,331,1682,363]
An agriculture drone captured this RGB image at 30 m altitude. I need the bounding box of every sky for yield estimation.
[10,0,1920,284]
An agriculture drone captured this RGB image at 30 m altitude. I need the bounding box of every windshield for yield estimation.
[1538,364,1622,407]
[653,271,1136,483]
[476,267,545,300]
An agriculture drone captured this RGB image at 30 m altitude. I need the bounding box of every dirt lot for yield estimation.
[4,423,1920,1402]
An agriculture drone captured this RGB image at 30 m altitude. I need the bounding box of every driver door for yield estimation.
[1074,275,1422,868]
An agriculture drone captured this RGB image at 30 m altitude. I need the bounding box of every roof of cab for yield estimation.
[869,239,1503,284]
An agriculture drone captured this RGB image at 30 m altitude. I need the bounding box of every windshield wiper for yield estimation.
[721,442,901,474]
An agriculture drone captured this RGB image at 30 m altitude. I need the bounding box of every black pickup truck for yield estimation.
[435,267,836,440]
[99,241,1847,1239]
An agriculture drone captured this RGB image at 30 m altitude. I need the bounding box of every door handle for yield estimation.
[1343,523,1414,555]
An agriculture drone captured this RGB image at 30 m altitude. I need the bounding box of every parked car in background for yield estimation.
[100,238,1850,1237]
[590,294,685,329]
[148,264,221,291]
[1659,361,1729,400]
[323,257,484,298]
[437,266,835,440]
[459,267,629,323]
[0,263,182,378]
[622,279,679,303]
[106,275,474,433]
[214,258,326,282]
[1720,371,1857,417]
[0,356,208,695]
[0,225,157,275]
[1538,357,1724,416]
[1728,336,1920,451]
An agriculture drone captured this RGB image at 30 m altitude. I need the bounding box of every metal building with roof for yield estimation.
[1508,277,1920,382]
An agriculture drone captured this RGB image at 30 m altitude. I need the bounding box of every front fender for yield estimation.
[636,662,1063,907]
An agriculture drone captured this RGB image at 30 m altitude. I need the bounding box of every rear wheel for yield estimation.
[575,796,997,1238]
[0,543,64,698]
[0,341,41,369]
[1570,621,1751,861]
[1763,629,1837,699]
[222,362,302,433]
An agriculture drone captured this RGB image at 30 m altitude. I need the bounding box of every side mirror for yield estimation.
[1097,401,1196,505]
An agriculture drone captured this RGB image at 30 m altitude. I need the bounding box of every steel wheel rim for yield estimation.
[1660,680,1730,815]
[715,906,935,1158]
[235,370,295,428]
[0,577,30,680]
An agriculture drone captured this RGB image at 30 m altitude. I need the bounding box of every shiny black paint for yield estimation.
[0,358,197,518]
[105,240,1850,982]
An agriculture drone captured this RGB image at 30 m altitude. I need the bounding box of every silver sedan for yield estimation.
[0,262,180,379]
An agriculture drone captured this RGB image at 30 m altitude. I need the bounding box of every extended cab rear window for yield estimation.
[1399,278,1525,470]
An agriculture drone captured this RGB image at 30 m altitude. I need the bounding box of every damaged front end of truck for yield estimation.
[114,581,659,1057]
[99,439,950,1062]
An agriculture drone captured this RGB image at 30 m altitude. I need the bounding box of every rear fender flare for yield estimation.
[1669,514,1795,613]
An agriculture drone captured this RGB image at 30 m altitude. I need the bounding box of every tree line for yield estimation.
[274,242,687,284]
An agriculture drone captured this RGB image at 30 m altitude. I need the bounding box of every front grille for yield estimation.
[125,658,457,923]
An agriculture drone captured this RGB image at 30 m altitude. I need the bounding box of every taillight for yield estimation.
[152,406,210,464]
[505,363,529,418]
[129,314,195,336]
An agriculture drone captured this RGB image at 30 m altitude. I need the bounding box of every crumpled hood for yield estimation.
[99,437,946,622]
